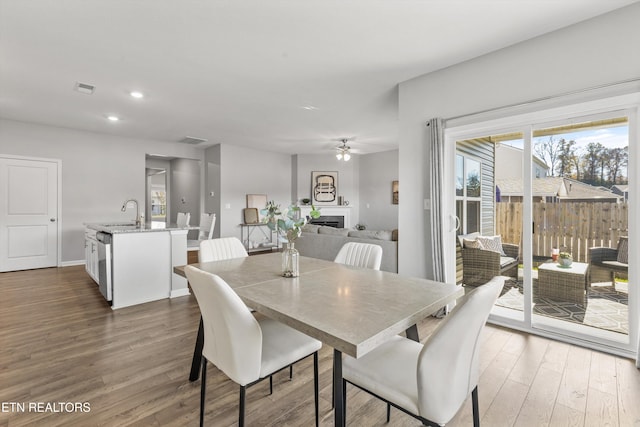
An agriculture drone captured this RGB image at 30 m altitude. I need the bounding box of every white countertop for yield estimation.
[85,222,197,234]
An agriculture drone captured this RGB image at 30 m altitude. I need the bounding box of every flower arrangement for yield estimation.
[261,200,320,243]
[559,252,572,259]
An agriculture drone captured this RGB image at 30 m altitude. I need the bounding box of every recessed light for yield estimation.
[130,91,144,99]
[301,105,318,111]
[107,115,120,122]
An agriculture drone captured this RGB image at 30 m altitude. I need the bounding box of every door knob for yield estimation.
[50,218,56,222]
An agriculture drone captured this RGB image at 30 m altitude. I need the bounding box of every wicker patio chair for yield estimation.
[461,240,519,287]
[589,236,628,283]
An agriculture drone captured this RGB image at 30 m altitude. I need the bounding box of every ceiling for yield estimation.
[1,1,637,156]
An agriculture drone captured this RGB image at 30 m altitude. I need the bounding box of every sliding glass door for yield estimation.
[445,98,638,356]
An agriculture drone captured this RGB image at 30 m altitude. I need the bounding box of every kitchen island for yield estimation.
[84,222,196,309]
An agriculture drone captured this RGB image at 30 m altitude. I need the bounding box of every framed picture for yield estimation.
[243,208,259,224]
[392,180,399,204]
[246,194,267,210]
[311,171,338,205]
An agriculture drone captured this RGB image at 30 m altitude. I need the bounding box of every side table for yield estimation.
[536,261,590,305]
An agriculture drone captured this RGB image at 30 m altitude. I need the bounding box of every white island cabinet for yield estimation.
[84,223,192,309]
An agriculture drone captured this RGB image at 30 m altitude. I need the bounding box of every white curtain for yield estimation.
[427,118,445,282]
[427,118,448,318]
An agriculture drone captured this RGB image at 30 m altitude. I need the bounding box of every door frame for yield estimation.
[443,91,640,359]
[0,154,62,269]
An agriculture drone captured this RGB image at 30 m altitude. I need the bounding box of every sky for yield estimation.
[502,125,629,151]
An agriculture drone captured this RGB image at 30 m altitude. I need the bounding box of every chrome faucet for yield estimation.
[121,199,142,228]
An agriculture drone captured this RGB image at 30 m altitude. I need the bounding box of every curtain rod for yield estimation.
[445,77,640,124]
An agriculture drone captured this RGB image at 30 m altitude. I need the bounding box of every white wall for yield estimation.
[0,119,204,263]
[398,3,640,278]
[217,144,292,240]
[358,149,399,230]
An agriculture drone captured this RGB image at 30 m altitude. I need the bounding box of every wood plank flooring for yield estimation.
[1,265,639,426]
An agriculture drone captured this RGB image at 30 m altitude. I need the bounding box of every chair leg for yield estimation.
[471,386,480,427]
[290,364,293,380]
[269,375,273,395]
[200,357,207,427]
[387,402,391,422]
[239,385,246,427]
[313,352,319,427]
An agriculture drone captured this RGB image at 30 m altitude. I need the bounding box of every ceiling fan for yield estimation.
[334,138,354,161]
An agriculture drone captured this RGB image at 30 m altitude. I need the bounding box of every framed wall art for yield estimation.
[311,171,338,205]
[392,180,399,204]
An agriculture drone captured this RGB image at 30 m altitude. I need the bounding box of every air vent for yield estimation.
[178,136,208,145]
[74,82,95,94]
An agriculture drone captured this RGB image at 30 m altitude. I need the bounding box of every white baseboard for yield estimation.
[170,288,191,298]
[61,260,86,267]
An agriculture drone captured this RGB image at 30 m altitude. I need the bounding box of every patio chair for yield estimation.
[589,236,628,283]
[458,233,519,287]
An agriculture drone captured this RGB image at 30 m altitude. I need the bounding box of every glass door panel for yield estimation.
[529,115,630,343]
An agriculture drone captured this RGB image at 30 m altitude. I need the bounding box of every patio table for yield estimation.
[536,261,590,305]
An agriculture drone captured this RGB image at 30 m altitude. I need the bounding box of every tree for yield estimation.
[534,136,562,177]
[582,142,605,185]
[555,138,577,177]
[606,146,628,185]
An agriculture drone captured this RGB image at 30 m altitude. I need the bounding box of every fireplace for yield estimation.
[309,215,344,228]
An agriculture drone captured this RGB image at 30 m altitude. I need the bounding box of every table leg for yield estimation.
[405,324,419,342]
[333,348,345,427]
[189,316,204,382]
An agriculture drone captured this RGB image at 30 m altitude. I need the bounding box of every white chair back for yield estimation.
[198,213,216,240]
[416,276,504,424]
[177,212,191,228]
[334,242,383,270]
[184,266,262,386]
[199,237,248,262]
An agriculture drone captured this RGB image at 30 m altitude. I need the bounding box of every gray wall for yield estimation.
[170,157,201,239]
[0,119,204,263]
[398,3,640,278]
[358,149,399,231]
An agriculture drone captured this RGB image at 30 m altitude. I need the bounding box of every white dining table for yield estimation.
[175,253,462,426]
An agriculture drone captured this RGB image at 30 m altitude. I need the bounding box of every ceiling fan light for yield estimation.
[343,152,351,161]
[336,152,343,160]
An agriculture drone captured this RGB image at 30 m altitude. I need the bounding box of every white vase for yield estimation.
[282,242,299,277]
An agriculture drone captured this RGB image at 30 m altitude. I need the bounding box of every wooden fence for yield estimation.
[496,202,628,263]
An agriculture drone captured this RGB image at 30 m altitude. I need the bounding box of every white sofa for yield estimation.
[294,225,398,272]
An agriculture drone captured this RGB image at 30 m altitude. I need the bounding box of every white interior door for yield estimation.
[0,156,59,272]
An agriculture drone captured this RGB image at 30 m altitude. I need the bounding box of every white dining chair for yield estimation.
[184,265,322,427]
[176,211,191,228]
[342,276,506,427]
[187,213,216,250]
[334,242,383,270]
[198,236,247,263]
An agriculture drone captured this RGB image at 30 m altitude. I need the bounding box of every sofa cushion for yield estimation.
[302,224,321,233]
[500,256,517,268]
[318,226,349,236]
[348,230,393,241]
[616,237,628,264]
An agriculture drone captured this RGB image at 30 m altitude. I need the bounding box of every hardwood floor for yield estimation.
[1,265,639,426]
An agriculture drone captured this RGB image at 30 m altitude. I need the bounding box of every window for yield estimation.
[456,153,482,234]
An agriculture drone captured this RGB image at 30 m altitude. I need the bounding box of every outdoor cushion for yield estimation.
[500,256,517,268]
[602,260,628,269]
[477,235,507,256]
[463,238,482,249]
[616,237,628,264]
[457,232,480,248]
